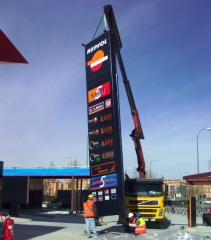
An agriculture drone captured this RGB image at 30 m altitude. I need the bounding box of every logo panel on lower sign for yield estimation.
[90,173,118,190]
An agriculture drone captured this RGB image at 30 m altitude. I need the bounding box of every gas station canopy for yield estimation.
[183,172,211,185]
[3,167,90,178]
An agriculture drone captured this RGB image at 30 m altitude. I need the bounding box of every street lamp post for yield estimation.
[64,156,72,166]
[176,173,183,197]
[196,127,211,206]
[150,159,159,178]
[182,171,195,196]
[176,173,183,178]
[183,171,191,196]
[197,128,211,174]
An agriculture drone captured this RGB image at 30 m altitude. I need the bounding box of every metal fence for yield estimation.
[165,205,210,217]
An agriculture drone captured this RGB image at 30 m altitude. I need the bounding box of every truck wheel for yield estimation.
[158,222,164,229]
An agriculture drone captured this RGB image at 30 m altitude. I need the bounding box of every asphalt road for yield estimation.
[3,211,211,240]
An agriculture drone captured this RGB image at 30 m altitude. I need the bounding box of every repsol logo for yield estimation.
[87,39,107,54]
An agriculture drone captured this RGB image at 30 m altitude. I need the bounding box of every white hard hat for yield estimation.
[128,213,133,218]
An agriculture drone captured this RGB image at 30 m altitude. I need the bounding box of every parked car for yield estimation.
[202,199,211,205]
[47,198,62,209]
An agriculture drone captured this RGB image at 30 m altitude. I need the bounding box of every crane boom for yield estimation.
[103,5,146,178]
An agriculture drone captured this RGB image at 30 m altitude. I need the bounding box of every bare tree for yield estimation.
[49,161,56,168]
[65,158,82,190]
[127,167,158,179]
[67,158,82,167]
[131,167,139,178]
[72,158,82,167]
[43,159,85,195]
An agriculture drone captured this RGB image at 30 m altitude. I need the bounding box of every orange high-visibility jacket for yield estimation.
[83,200,97,218]
[135,217,146,234]
[135,224,146,234]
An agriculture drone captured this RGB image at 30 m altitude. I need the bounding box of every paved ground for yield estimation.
[2,210,211,240]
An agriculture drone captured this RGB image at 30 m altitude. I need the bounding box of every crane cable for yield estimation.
[92,14,108,40]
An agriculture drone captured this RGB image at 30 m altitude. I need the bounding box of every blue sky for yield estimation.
[0,1,210,179]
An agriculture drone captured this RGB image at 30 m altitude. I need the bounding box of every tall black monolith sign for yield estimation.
[85,31,125,217]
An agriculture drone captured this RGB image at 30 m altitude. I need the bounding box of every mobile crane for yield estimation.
[103,5,167,229]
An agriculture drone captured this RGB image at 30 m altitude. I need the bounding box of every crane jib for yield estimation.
[104,4,146,178]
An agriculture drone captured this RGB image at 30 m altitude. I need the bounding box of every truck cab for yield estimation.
[125,178,167,229]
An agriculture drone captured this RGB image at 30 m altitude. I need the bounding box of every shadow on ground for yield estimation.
[146,217,171,229]
[9,209,86,224]
[13,224,65,240]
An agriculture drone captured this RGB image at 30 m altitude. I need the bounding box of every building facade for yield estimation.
[164,178,211,200]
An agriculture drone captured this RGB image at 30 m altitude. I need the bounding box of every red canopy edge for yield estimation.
[0,29,28,64]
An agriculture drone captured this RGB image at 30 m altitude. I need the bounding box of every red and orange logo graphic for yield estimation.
[87,50,108,72]
[88,82,110,103]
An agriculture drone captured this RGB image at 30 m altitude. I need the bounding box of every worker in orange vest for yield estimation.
[128,212,146,234]
[134,212,146,235]
[83,194,98,238]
